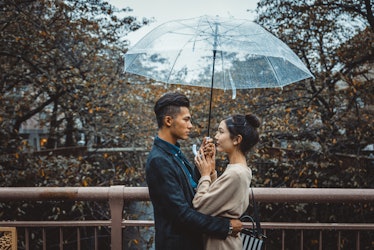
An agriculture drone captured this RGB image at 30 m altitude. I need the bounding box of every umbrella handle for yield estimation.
[192,144,198,156]
[192,136,211,157]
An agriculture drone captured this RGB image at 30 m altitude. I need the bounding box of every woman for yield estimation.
[193,114,261,250]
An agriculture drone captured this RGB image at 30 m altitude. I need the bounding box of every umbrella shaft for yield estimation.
[208,49,217,137]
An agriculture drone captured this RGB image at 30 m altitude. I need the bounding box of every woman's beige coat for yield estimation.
[193,163,252,250]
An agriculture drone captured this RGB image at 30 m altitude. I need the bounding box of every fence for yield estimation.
[0,187,373,249]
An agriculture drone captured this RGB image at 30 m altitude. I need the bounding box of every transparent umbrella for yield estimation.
[124,15,313,135]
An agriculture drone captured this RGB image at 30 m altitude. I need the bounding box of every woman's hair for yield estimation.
[154,92,190,128]
[225,114,261,154]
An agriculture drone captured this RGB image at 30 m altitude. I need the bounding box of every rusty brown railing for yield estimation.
[0,187,373,250]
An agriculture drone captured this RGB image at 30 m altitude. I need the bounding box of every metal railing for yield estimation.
[0,187,373,250]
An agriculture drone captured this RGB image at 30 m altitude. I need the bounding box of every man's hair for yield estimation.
[154,92,190,128]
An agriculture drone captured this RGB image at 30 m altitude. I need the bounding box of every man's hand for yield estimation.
[229,219,242,237]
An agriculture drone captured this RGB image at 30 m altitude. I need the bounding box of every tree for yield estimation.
[255,0,373,157]
[0,0,373,248]
[252,1,373,247]
[0,0,149,154]
[0,2,154,248]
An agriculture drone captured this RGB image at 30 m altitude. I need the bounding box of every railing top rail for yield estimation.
[253,187,374,202]
[0,186,149,201]
[1,221,373,230]
[0,186,373,202]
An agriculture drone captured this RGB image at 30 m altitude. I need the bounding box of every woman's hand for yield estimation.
[204,138,216,174]
[198,137,215,158]
[195,148,215,176]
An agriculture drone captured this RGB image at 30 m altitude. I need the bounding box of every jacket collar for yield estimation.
[154,136,179,154]
[154,136,197,193]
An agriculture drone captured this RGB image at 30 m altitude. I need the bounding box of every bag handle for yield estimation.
[250,188,263,237]
[240,215,255,229]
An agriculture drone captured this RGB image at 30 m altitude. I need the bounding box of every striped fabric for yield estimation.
[241,233,264,250]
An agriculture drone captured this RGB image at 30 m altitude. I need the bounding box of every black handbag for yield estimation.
[240,188,266,250]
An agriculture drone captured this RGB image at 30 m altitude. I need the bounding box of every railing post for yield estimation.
[109,186,124,250]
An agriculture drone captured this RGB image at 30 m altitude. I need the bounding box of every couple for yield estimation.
[146,92,261,250]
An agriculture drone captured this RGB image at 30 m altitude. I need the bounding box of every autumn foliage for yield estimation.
[0,0,373,249]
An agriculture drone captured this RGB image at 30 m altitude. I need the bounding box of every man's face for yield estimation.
[169,107,193,141]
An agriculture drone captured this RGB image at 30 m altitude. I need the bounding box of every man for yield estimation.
[146,92,242,250]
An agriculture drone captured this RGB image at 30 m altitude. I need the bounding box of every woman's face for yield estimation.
[214,120,234,153]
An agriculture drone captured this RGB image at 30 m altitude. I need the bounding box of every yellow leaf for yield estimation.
[263,178,271,185]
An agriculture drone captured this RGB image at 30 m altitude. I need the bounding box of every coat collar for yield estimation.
[154,136,197,192]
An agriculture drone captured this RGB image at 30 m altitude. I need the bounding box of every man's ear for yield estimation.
[164,116,173,127]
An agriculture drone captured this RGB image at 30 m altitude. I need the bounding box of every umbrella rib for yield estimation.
[166,49,183,83]
[166,33,199,83]
[264,56,282,86]
[228,70,237,99]
[166,19,221,83]
[219,50,226,90]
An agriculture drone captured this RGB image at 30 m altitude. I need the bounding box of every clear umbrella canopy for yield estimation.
[124,15,314,136]
[124,15,313,92]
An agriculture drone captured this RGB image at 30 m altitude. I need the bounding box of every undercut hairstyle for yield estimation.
[154,92,190,128]
[225,114,261,154]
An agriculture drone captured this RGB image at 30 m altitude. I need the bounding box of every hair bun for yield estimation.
[245,114,260,128]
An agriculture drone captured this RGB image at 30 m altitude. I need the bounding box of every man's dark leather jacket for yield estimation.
[146,137,229,250]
